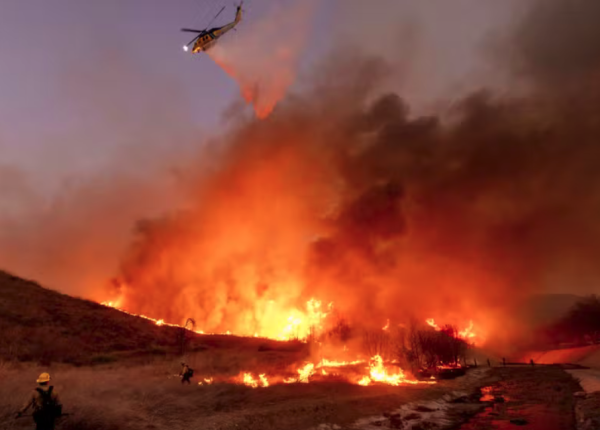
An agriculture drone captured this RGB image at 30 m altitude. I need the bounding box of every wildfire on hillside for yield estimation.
[102,297,334,341]
[101,299,477,388]
[93,0,600,378]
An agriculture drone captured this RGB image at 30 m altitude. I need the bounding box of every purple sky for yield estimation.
[0,0,525,192]
[0,0,337,187]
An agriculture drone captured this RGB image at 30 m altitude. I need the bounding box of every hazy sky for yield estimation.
[0,0,532,203]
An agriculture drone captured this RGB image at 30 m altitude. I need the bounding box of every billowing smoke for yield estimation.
[106,0,600,347]
[511,0,600,86]
[2,0,599,348]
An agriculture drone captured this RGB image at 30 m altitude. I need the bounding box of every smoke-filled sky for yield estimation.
[0,0,524,186]
[1,0,599,340]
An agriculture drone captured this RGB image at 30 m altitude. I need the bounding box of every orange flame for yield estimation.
[426,318,479,344]
[426,318,441,331]
[102,301,195,330]
[297,363,315,383]
[458,321,476,340]
[241,372,269,388]
[284,363,315,384]
[102,304,468,388]
[242,373,259,388]
[317,358,365,368]
[259,374,269,387]
[101,297,331,341]
[358,355,435,387]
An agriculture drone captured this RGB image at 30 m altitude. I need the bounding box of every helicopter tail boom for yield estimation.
[211,5,242,38]
[234,3,242,24]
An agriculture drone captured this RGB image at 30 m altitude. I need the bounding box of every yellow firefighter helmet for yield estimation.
[36,373,51,384]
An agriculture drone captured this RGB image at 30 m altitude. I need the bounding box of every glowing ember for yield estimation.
[480,386,494,402]
[198,377,214,386]
[438,363,463,369]
[382,319,390,331]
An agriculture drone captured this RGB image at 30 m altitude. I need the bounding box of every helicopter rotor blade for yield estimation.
[181,28,204,33]
[186,34,201,46]
[205,6,225,29]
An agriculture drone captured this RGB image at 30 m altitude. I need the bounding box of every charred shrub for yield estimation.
[397,322,469,372]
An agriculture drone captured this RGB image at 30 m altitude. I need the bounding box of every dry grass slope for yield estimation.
[0,270,306,366]
[0,270,189,365]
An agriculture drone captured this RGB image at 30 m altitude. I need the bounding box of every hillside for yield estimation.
[523,345,600,367]
[0,271,300,365]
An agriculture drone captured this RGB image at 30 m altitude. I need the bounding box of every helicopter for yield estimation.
[182,2,243,54]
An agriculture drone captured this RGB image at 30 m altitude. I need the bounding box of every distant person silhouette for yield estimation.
[180,362,194,384]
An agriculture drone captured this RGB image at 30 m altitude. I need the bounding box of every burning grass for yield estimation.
[0,270,474,391]
[95,303,476,388]
[0,271,316,368]
[0,359,484,430]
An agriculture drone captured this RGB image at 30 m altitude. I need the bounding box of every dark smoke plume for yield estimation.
[512,0,600,86]
[111,0,600,346]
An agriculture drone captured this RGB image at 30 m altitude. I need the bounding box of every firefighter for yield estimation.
[16,373,63,430]
[180,362,194,384]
